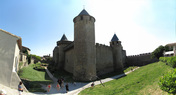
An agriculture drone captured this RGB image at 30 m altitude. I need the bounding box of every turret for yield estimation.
[73,9,96,81]
[110,34,124,71]
[54,34,71,69]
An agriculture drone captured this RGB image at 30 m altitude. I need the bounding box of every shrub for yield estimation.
[33,63,45,71]
[160,56,176,68]
[159,69,176,94]
[170,58,176,68]
[159,57,165,62]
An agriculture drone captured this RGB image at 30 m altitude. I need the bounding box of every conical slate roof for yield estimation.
[60,34,68,41]
[78,9,90,16]
[111,34,119,42]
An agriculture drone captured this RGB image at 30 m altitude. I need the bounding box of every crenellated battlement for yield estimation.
[126,52,158,66]
[53,9,126,81]
[127,52,152,57]
[96,43,110,49]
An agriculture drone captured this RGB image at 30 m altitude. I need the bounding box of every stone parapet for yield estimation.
[126,52,158,66]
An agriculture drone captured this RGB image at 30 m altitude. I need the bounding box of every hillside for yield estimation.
[79,62,172,95]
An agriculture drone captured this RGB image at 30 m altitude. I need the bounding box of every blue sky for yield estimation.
[0,0,175,56]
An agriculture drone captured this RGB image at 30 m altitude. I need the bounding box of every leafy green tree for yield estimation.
[164,45,169,51]
[23,49,28,55]
[31,54,41,61]
[27,55,31,64]
[152,45,165,59]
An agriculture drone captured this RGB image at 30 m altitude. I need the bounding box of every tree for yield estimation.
[31,54,41,63]
[164,45,173,51]
[27,55,31,64]
[151,45,165,59]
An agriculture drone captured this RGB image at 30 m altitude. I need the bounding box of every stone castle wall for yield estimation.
[53,46,59,66]
[64,49,74,73]
[126,53,158,66]
[122,50,127,67]
[63,43,125,76]
[96,43,114,75]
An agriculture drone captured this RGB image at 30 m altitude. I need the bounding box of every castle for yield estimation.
[53,9,126,81]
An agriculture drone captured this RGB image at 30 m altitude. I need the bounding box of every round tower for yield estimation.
[73,9,96,81]
[110,34,124,71]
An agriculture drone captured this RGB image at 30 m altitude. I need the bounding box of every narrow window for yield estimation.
[81,16,83,20]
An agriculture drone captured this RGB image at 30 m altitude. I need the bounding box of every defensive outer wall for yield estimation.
[64,43,126,76]
[126,53,158,66]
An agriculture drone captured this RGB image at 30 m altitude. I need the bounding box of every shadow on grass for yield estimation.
[98,70,125,80]
[21,70,53,93]
[22,80,47,92]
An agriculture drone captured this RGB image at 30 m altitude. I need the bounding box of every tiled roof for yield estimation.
[111,34,119,41]
[60,34,68,41]
[167,42,176,46]
[22,46,31,51]
[78,9,90,16]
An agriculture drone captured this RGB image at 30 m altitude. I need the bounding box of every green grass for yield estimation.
[79,62,172,95]
[33,62,45,70]
[123,66,138,73]
[19,63,53,92]
[98,66,138,80]
[51,66,137,82]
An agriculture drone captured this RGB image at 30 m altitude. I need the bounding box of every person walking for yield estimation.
[18,81,23,95]
[91,82,95,88]
[58,79,62,88]
[56,83,60,91]
[47,83,52,92]
[61,80,64,88]
[65,83,69,93]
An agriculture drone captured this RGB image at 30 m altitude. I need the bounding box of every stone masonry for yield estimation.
[53,9,126,81]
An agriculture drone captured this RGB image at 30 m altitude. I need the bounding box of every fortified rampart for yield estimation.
[53,9,126,81]
[96,43,114,75]
[126,53,158,66]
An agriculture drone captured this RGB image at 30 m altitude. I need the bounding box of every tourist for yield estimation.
[47,83,52,92]
[0,89,6,95]
[73,82,76,86]
[61,77,64,81]
[18,81,23,95]
[61,80,64,88]
[57,78,60,83]
[56,83,60,91]
[57,79,62,87]
[91,82,95,88]
[65,83,69,93]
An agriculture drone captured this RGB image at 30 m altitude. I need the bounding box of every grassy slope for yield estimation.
[19,63,52,92]
[79,62,172,95]
[20,64,51,82]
